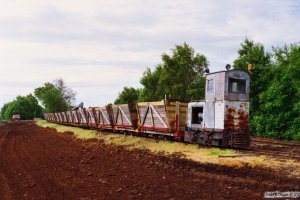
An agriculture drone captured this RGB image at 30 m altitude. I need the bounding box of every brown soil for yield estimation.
[0,121,299,200]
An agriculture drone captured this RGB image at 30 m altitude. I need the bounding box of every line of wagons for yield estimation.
[44,69,251,148]
[44,100,188,140]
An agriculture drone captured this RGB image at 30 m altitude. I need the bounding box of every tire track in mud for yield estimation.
[0,121,299,200]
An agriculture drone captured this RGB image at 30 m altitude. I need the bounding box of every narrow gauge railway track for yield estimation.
[99,130,300,160]
[251,137,300,147]
[246,137,300,160]
[55,123,300,161]
[245,149,300,160]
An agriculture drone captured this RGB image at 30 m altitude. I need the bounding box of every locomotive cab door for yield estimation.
[185,102,205,143]
[187,102,205,129]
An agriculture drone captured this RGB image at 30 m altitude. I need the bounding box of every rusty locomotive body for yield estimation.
[184,69,250,148]
[44,69,250,148]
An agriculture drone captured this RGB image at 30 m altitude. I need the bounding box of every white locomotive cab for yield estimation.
[187,102,205,129]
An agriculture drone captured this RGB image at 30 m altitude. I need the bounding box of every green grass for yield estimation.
[207,148,234,156]
[36,119,98,140]
[36,119,235,162]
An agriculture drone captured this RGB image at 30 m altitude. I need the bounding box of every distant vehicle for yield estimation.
[12,114,21,121]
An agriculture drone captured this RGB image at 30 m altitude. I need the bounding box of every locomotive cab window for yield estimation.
[191,106,203,124]
[207,79,214,92]
[228,78,246,94]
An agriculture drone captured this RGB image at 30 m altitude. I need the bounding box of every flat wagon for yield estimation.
[109,103,139,132]
[87,107,97,128]
[96,106,113,130]
[137,100,188,140]
[77,108,88,127]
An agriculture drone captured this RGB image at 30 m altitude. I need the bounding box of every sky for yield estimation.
[0,0,300,107]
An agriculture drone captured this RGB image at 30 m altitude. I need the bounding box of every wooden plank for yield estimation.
[180,108,187,112]
[219,154,249,158]
[180,103,189,106]
[138,101,164,106]
[150,104,168,128]
[180,119,187,123]
[167,107,176,110]
[167,109,176,113]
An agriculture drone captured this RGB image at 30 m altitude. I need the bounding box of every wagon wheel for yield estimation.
[164,135,174,141]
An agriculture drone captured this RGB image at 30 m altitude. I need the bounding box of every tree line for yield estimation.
[1,39,299,140]
[234,39,300,140]
[115,39,300,141]
[0,78,76,120]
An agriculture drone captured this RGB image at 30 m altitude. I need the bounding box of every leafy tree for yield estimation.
[254,72,297,139]
[233,39,300,141]
[233,38,272,134]
[233,38,272,115]
[257,44,300,140]
[232,39,300,140]
[233,38,271,69]
[139,43,208,101]
[186,73,206,101]
[0,94,43,120]
[34,79,76,112]
[54,78,76,106]
[139,66,164,101]
[0,102,12,120]
[114,87,141,104]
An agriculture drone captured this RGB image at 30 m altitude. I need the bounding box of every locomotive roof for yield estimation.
[206,69,251,76]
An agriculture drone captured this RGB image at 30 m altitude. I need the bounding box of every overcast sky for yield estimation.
[1,0,300,107]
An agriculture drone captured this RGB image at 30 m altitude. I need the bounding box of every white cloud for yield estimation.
[0,0,299,107]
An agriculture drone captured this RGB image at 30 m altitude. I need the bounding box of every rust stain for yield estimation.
[224,103,250,147]
[224,105,235,129]
[224,104,249,131]
[238,110,249,130]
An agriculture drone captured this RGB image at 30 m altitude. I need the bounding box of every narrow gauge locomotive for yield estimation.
[44,68,250,148]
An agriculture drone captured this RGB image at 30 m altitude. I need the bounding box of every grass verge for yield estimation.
[36,119,234,162]
[36,119,300,177]
[37,119,99,140]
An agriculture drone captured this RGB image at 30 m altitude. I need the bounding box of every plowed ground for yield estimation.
[0,121,299,200]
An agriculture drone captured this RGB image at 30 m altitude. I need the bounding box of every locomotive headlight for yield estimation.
[225,64,231,70]
[204,67,210,73]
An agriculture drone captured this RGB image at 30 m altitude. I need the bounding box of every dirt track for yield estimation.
[0,121,299,200]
